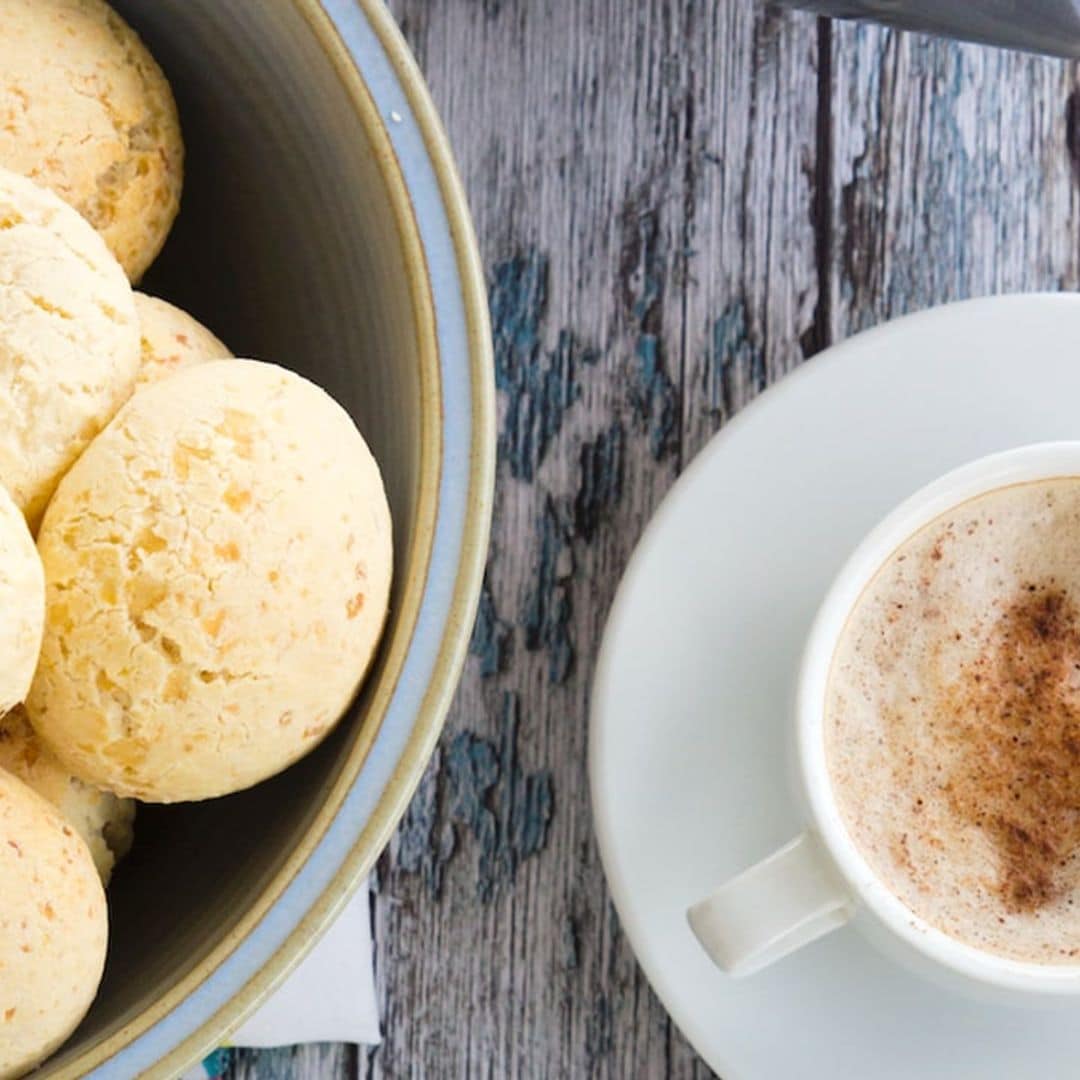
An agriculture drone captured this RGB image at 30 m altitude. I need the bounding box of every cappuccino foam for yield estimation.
[826,477,1080,963]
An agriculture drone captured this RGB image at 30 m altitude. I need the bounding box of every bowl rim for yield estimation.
[58,1,495,1075]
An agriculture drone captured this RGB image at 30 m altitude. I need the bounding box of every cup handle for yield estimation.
[687,832,855,976]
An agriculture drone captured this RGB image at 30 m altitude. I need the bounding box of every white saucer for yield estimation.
[590,294,1080,1080]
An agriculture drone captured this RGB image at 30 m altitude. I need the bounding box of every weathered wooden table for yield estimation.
[225,1,1080,1075]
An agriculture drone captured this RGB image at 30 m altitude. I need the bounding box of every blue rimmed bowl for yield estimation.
[40,2,493,1076]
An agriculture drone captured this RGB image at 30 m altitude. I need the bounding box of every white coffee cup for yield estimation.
[688,441,1080,1001]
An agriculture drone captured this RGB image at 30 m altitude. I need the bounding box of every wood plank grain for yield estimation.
[829,23,1080,336]
[368,2,820,1078]
[225,1044,358,1078]
[680,6,822,462]
[236,11,1080,1080]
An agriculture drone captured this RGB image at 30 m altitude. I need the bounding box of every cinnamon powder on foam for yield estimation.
[941,584,1080,913]
[826,479,1080,962]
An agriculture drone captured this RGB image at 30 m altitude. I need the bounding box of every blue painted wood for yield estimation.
[246,1,1080,1077]
[219,1044,357,1079]
[356,3,820,1078]
[829,22,1080,338]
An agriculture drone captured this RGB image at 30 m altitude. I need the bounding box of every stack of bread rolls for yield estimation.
[0,4,393,1077]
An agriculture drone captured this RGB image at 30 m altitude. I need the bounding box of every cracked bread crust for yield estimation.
[0,167,140,530]
[0,483,43,717]
[134,292,232,389]
[27,359,393,803]
[0,0,183,281]
[0,706,134,884]
[0,768,107,1080]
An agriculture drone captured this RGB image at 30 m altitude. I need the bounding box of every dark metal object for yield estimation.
[777,0,1080,56]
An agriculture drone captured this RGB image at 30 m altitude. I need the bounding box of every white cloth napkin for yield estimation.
[183,880,379,1076]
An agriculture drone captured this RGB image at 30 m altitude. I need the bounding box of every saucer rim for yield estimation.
[588,292,1080,1078]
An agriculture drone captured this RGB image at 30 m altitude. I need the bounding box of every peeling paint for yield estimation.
[222,1048,330,1079]
[618,203,680,461]
[574,421,625,543]
[633,334,679,459]
[395,756,456,899]
[490,250,597,481]
[522,497,575,684]
[201,1048,231,1078]
[446,693,554,903]
[469,576,513,677]
[711,299,765,418]
[838,30,1028,328]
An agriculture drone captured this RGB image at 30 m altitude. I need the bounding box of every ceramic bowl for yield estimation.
[37,2,493,1076]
